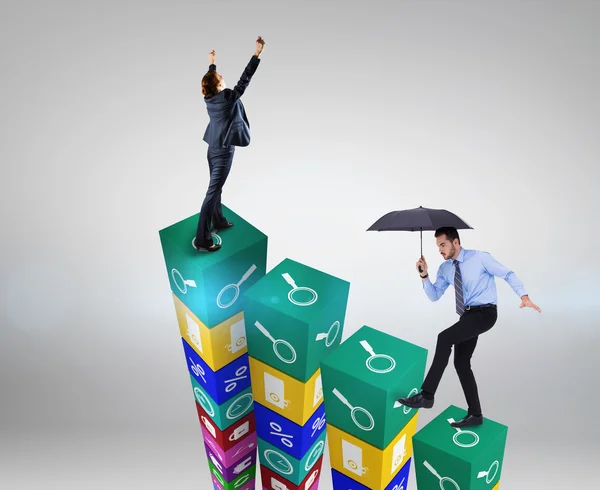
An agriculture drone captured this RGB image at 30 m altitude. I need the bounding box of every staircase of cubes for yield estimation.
[160,205,509,490]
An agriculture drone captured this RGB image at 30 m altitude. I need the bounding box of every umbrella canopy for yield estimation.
[367,206,474,268]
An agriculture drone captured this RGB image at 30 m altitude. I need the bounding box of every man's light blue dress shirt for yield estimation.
[422,248,527,306]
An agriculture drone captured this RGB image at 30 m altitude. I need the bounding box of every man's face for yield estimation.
[436,235,458,260]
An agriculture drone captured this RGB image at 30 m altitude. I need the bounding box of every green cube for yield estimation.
[319,324,428,449]
[257,426,327,486]
[242,258,350,382]
[158,205,268,328]
[412,405,508,490]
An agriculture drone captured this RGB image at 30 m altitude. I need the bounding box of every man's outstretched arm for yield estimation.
[480,252,527,297]
[481,251,541,312]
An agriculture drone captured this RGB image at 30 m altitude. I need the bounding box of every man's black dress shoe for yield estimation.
[213,221,233,231]
[395,392,434,409]
[450,414,483,428]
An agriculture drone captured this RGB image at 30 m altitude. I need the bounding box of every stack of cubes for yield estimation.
[320,325,429,490]
[241,258,350,490]
[411,405,508,489]
[159,206,268,490]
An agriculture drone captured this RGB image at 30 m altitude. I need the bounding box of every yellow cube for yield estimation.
[248,356,323,426]
[173,293,247,371]
[327,412,419,490]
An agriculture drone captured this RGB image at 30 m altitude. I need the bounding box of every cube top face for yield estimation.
[242,258,350,324]
[320,324,428,389]
[160,206,268,327]
[159,206,266,268]
[319,325,428,448]
[413,405,508,462]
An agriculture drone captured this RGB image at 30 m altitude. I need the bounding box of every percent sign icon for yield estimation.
[311,415,326,437]
[225,366,248,393]
[189,358,206,382]
[392,477,406,490]
[269,422,294,448]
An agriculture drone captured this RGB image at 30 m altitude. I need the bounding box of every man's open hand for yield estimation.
[520,295,541,313]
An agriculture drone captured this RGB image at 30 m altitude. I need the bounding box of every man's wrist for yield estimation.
[420,273,429,279]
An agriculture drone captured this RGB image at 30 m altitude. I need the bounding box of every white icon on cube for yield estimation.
[226,319,247,354]
[209,453,223,472]
[391,433,407,473]
[186,313,202,352]
[233,455,253,474]
[342,439,368,476]
[229,420,250,442]
[313,374,323,407]
[304,468,319,489]
[271,477,289,490]
[264,372,289,409]
[201,415,217,438]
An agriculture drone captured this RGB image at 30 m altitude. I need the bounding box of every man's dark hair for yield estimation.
[202,71,221,98]
[435,226,461,244]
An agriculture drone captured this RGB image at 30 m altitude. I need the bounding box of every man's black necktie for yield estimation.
[454,259,465,316]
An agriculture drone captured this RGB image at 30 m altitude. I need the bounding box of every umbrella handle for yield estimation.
[418,228,423,272]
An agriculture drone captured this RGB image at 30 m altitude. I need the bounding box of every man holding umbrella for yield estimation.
[367,207,541,428]
[397,226,541,427]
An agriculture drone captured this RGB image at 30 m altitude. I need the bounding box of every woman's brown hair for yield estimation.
[202,71,221,97]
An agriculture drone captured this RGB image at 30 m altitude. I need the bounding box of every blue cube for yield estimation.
[253,400,326,460]
[182,338,251,404]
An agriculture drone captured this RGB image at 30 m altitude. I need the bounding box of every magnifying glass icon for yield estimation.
[447,418,480,448]
[254,320,297,364]
[281,272,318,306]
[332,388,374,431]
[477,460,499,483]
[359,340,396,374]
[217,264,257,309]
[315,320,340,347]
[423,460,460,490]
[171,268,197,294]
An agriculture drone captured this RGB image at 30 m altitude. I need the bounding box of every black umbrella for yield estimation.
[367,206,474,271]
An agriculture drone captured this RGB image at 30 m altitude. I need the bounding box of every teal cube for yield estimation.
[412,405,508,490]
[159,205,268,328]
[319,325,428,449]
[242,258,350,383]
[191,375,254,432]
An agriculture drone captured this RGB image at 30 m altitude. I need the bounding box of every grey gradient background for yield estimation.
[1,0,598,488]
